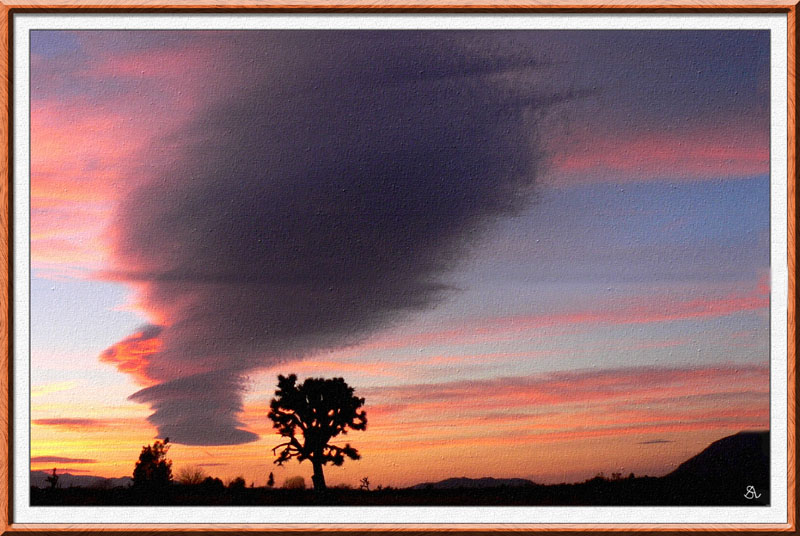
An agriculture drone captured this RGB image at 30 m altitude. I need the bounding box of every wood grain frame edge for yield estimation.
[0,4,795,533]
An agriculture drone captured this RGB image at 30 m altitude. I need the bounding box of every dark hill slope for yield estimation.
[661,430,769,505]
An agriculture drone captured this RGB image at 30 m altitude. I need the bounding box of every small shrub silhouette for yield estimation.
[200,476,225,493]
[227,476,246,491]
[177,465,207,485]
[283,476,306,490]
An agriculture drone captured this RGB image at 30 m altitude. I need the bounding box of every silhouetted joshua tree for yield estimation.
[268,374,367,491]
[133,438,172,489]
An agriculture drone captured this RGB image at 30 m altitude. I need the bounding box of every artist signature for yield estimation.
[744,486,762,500]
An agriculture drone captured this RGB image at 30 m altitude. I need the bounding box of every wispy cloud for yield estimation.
[32,381,77,397]
[351,363,768,452]
[369,363,768,406]
[30,32,237,278]
[549,127,768,184]
[31,456,97,464]
[33,418,108,429]
[99,326,162,386]
[349,289,767,355]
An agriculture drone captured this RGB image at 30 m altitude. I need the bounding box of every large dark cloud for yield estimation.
[105,31,567,445]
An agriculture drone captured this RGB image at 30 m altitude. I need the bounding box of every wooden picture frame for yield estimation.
[0,4,795,533]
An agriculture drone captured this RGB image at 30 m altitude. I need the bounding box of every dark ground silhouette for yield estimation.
[30,431,769,506]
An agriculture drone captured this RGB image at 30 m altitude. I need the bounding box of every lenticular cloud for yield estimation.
[102,31,563,445]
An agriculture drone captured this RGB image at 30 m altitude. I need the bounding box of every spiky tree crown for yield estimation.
[268,374,367,467]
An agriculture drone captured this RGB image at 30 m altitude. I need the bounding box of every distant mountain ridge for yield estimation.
[411,476,536,490]
[31,431,769,505]
[30,470,132,489]
[408,431,770,497]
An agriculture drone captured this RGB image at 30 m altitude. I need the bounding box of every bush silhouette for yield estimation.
[268,374,367,491]
[283,476,306,490]
[177,465,207,485]
[133,438,172,489]
[228,476,246,491]
[200,476,225,493]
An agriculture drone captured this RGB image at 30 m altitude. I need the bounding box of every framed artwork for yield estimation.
[0,3,796,533]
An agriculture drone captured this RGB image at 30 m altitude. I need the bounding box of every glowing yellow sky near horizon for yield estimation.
[31,352,769,487]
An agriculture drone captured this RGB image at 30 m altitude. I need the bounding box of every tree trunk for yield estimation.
[311,460,326,491]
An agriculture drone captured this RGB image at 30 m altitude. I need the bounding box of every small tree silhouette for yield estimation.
[268,374,367,491]
[176,465,207,485]
[359,477,370,491]
[45,468,59,490]
[267,471,275,488]
[133,438,172,489]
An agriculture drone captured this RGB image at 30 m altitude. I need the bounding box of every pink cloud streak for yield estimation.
[30,37,238,277]
[367,363,767,409]
[350,289,768,355]
[547,126,768,184]
[347,363,768,454]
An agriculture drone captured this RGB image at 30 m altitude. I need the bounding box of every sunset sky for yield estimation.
[29,29,770,489]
